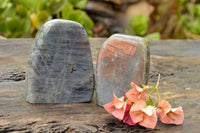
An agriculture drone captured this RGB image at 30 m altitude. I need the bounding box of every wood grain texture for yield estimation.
[0,39,200,132]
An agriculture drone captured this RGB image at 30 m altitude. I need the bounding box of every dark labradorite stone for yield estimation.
[25,19,94,103]
[96,34,150,106]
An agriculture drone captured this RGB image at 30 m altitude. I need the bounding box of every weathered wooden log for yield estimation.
[25,19,94,103]
[0,39,200,132]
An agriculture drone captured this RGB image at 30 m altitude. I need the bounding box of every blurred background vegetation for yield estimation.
[0,0,94,37]
[0,0,200,39]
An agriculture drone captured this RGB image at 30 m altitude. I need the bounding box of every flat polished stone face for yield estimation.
[25,19,94,103]
[96,34,150,106]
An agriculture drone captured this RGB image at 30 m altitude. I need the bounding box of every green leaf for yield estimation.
[129,14,149,36]
[141,83,146,88]
[28,0,41,13]
[66,11,81,22]
[194,4,200,17]
[188,19,200,35]
[180,15,189,25]
[0,0,9,14]
[40,0,50,10]
[68,0,79,6]
[1,2,16,18]
[178,0,187,5]
[16,5,28,17]
[86,29,93,37]
[146,97,155,106]
[61,4,74,19]
[144,32,161,40]
[37,10,50,24]
[125,27,134,35]
[186,3,194,17]
[6,17,21,32]
[0,21,7,34]
[48,0,66,14]
[21,17,31,33]
[79,11,94,30]
[75,0,87,9]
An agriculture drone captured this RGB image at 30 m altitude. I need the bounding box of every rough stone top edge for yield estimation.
[44,19,84,28]
[102,33,149,49]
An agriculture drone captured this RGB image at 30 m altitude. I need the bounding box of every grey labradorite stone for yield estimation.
[96,34,150,106]
[26,19,94,103]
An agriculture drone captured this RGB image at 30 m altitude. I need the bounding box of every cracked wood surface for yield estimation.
[0,39,200,132]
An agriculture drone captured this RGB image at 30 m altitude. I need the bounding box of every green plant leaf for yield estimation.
[48,0,66,14]
[6,17,21,32]
[28,0,41,13]
[16,4,28,17]
[0,0,9,14]
[1,2,16,18]
[144,32,161,40]
[0,21,7,34]
[86,29,93,37]
[141,83,146,88]
[66,11,81,23]
[21,17,31,33]
[146,97,155,106]
[79,11,94,30]
[75,0,87,9]
[186,3,194,17]
[188,19,200,35]
[194,4,200,17]
[178,0,187,5]
[68,0,79,6]
[129,14,149,36]
[37,10,50,24]
[61,4,74,19]
[125,27,134,35]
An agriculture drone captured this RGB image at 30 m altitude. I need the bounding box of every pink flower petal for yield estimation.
[130,82,135,87]
[129,110,144,123]
[112,108,125,120]
[139,110,157,129]
[156,108,165,119]
[123,113,137,125]
[135,85,144,92]
[158,100,171,114]
[168,106,184,125]
[124,99,132,112]
[113,92,124,109]
[130,100,146,112]
[157,106,184,125]
[103,101,115,115]
[126,83,147,102]
[141,106,155,116]
[140,91,148,101]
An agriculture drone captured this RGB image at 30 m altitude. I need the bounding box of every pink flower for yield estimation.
[126,82,148,102]
[157,100,184,125]
[103,92,136,125]
[103,92,125,120]
[129,100,157,129]
[122,99,136,125]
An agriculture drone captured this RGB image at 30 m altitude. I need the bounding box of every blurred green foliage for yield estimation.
[148,0,200,39]
[125,14,161,40]
[0,0,94,38]
[179,0,200,38]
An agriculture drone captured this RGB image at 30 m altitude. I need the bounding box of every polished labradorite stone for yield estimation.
[26,19,94,103]
[96,34,150,106]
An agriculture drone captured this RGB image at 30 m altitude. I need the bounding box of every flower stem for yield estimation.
[155,74,161,105]
[148,89,154,96]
